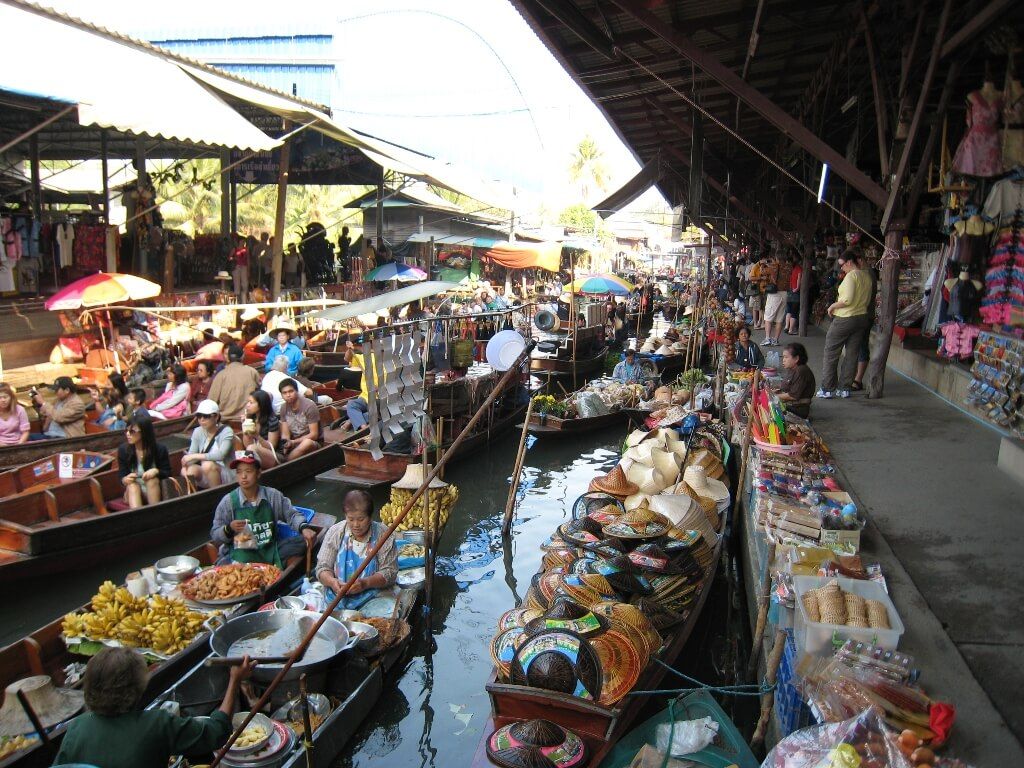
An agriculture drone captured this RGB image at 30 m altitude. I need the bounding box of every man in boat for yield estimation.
[277,377,321,460]
[264,323,303,376]
[211,451,316,566]
[612,349,647,386]
[28,376,85,439]
[208,342,261,420]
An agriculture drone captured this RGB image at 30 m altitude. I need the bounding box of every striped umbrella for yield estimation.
[569,274,635,295]
[44,272,161,310]
[364,262,427,282]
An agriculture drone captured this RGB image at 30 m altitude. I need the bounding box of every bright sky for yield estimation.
[40,0,667,219]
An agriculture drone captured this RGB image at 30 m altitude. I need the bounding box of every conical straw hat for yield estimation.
[624,464,664,495]
[683,465,730,502]
[650,449,681,483]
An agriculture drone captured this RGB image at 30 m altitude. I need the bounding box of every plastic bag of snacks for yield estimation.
[761,707,911,768]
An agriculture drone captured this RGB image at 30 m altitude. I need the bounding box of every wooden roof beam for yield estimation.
[607,0,888,208]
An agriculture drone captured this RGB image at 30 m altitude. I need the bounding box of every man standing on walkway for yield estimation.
[817,251,872,399]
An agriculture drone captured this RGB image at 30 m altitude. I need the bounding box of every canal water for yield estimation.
[1,423,751,767]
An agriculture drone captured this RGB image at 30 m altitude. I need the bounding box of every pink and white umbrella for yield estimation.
[44,272,161,311]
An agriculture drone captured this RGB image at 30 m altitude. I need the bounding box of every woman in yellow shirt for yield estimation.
[817,251,872,399]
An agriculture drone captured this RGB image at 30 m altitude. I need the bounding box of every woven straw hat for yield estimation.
[490,627,527,680]
[623,492,652,511]
[688,449,726,480]
[624,429,654,448]
[655,344,675,355]
[650,449,681,483]
[623,464,665,495]
[511,630,603,701]
[682,465,729,502]
[622,442,657,466]
[392,463,449,490]
[592,601,662,651]
[601,510,670,540]
[591,628,644,706]
[629,596,688,630]
[498,607,543,631]
[0,676,84,736]
[590,465,639,498]
[486,719,589,768]
[523,598,610,638]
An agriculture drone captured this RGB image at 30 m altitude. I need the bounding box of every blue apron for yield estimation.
[327,521,381,609]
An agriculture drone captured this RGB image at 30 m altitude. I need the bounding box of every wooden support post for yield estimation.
[28,135,41,220]
[798,243,813,337]
[752,628,788,748]
[880,0,954,233]
[866,221,906,399]
[747,542,777,678]
[100,131,110,224]
[860,2,890,179]
[132,138,147,276]
[503,397,536,536]
[940,0,1016,59]
[270,128,292,302]
[220,149,231,238]
[375,167,385,254]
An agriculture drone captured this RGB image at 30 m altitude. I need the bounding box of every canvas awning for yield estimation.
[407,234,502,248]
[483,242,562,272]
[0,1,281,151]
[592,156,663,219]
[310,281,459,323]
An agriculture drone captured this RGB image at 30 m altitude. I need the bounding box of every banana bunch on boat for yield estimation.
[379,484,459,532]
[62,582,209,655]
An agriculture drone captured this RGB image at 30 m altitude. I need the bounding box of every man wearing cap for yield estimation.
[207,343,260,420]
[29,376,85,439]
[211,452,315,567]
[264,326,303,376]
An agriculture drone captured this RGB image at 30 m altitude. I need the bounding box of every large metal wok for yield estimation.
[208,609,350,683]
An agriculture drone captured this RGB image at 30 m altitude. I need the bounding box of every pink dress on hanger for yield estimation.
[953,90,1003,178]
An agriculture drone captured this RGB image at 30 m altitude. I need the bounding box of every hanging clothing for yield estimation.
[73,224,106,271]
[56,222,75,267]
[939,322,981,361]
[1002,79,1024,171]
[980,178,1024,325]
[952,90,1003,178]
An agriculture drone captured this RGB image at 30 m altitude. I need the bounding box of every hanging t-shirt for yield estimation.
[56,223,75,267]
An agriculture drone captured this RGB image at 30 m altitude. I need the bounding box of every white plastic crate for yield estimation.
[793,575,905,658]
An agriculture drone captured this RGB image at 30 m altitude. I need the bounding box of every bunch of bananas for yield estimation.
[379,484,459,532]
[62,582,210,655]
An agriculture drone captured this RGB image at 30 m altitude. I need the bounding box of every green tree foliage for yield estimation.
[567,135,609,201]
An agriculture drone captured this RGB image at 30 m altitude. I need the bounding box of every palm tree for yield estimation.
[568,136,609,201]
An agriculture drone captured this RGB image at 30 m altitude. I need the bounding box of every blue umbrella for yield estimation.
[364,262,427,282]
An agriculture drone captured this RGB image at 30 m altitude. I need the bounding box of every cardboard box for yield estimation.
[819,527,861,551]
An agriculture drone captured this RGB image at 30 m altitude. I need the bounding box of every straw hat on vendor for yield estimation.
[392,463,448,490]
[240,306,264,322]
[0,676,84,736]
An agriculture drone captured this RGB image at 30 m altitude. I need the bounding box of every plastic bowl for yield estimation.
[154,555,200,583]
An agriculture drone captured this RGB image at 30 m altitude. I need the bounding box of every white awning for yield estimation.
[0,2,280,151]
[311,282,459,323]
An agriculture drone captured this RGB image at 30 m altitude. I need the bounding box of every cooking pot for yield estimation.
[208,610,350,683]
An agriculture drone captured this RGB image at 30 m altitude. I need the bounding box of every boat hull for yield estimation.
[524,410,628,437]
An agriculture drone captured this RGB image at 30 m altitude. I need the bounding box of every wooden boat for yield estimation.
[531,343,609,387]
[0,520,337,768]
[596,690,759,768]
[0,412,194,468]
[470,534,725,768]
[135,588,418,768]
[0,441,344,584]
[0,450,113,498]
[325,397,528,487]
[523,408,628,437]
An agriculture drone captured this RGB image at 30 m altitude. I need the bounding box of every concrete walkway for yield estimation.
[766,325,1023,762]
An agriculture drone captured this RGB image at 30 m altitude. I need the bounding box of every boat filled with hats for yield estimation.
[473,415,734,768]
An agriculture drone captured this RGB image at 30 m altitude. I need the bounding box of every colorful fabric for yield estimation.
[952,91,1003,178]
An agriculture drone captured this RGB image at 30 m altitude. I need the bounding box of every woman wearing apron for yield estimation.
[315,489,398,609]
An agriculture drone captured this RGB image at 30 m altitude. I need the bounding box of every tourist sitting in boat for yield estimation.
[148,364,191,420]
[612,349,647,384]
[277,378,321,460]
[182,399,235,489]
[0,383,30,445]
[125,387,154,421]
[315,488,398,608]
[264,324,303,376]
[211,452,315,566]
[776,342,816,419]
[189,359,216,413]
[92,372,129,429]
[208,342,261,420]
[732,326,765,370]
[28,376,85,440]
[118,414,172,508]
[54,646,255,768]
[262,355,318,412]
[295,358,334,405]
[241,390,280,469]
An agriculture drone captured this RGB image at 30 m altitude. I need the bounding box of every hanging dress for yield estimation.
[953,90,1003,178]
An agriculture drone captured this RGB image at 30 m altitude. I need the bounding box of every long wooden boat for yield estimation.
[0,441,344,584]
[469,534,725,768]
[0,450,114,498]
[0,413,195,468]
[138,588,418,768]
[531,345,609,386]
[325,398,528,487]
[0,520,336,768]
[522,408,628,437]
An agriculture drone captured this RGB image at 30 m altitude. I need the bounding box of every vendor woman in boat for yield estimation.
[315,488,398,608]
[211,451,315,566]
[54,646,255,768]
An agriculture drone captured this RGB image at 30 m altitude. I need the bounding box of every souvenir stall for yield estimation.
[729,380,965,764]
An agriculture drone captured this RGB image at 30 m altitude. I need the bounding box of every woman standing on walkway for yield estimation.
[817,251,872,399]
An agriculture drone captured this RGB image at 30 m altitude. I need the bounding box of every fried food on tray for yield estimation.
[180,563,281,601]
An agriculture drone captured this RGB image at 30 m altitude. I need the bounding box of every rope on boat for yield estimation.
[625,656,775,698]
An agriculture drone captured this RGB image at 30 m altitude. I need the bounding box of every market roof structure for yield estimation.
[510,0,1024,242]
